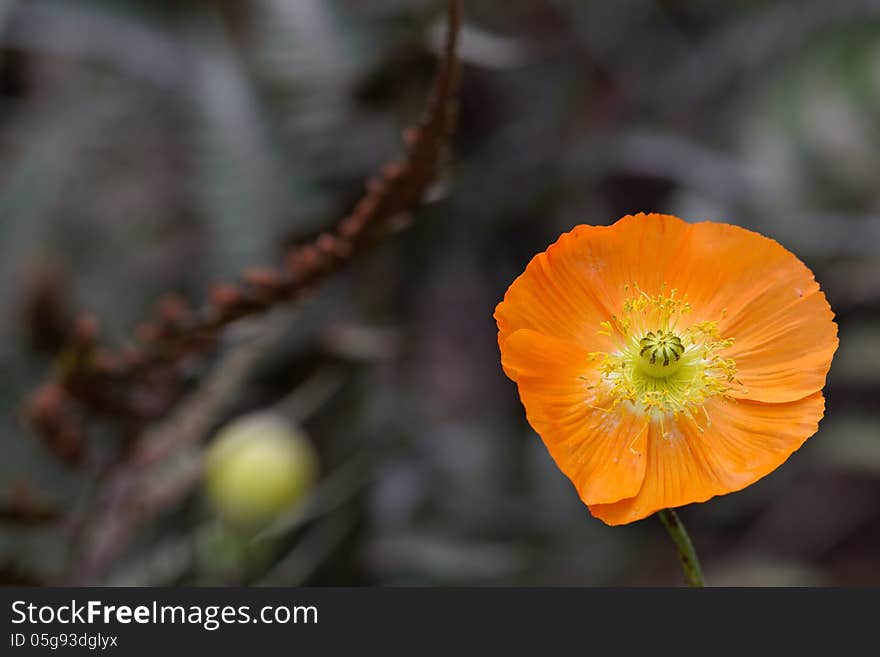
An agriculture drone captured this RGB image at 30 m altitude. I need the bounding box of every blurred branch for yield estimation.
[23,0,462,468]
[19,257,74,355]
[0,482,59,526]
[273,363,349,425]
[68,315,289,584]
[24,0,462,583]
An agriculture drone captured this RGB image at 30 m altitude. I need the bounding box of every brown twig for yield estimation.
[23,0,462,466]
[20,257,74,355]
[68,315,291,582]
[37,1,462,583]
[0,482,60,526]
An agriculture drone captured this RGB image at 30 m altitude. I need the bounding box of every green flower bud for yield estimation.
[203,412,318,529]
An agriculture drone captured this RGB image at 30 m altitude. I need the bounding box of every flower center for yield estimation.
[587,284,742,424]
[638,329,685,378]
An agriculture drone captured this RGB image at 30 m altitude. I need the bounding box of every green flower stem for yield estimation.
[657,508,705,587]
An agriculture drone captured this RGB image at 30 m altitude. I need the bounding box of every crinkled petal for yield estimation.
[495,214,691,379]
[589,393,826,525]
[502,329,648,505]
[661,220,838,402]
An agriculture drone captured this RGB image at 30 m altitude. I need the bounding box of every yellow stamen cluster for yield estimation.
[588,284,741,428]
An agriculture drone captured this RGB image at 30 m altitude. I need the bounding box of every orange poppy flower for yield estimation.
[495,213,838,525]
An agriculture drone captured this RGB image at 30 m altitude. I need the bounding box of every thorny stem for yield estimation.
[657,508,705,587]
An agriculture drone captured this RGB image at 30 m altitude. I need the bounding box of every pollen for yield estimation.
[589,284,740,424]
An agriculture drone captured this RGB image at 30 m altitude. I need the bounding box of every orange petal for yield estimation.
[589,393,826,525]
[496,216,838,397]
[658,221,838,402]
[662,221,820,323]
[494,213,691,379]
[503,329,649,505]
[722,290,837,402]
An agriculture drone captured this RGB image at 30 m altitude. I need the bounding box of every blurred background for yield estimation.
[2,0,879,587]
